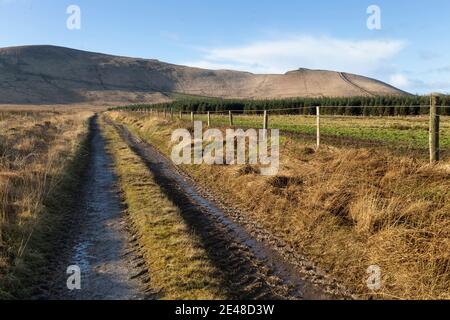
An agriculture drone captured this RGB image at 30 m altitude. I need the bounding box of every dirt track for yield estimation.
[37,116,349,300]
[43,117,149,300]
[110,120,350,300]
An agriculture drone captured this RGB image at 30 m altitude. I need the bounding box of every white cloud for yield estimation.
[183,35,406,75]
[387,73,450,94]
[389,74,411,88]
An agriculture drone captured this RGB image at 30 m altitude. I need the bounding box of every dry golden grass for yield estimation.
[0,104,109,112]
[0,110,92,297]
[108,111,450,300]
[101,117,226,300]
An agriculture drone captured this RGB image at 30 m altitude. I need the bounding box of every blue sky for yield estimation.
[1,0,449,94]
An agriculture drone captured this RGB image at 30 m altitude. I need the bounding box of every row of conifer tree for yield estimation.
[112,95,450,116]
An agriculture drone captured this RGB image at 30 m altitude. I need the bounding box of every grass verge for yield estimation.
[0,112,93,299]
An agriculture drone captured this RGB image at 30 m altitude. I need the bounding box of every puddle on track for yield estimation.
[47,118,147,300]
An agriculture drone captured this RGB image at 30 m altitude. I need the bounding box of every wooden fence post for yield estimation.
[263,110,268,130]
[316,106,321,150]
[179,110,183,120]
[229,111,233,126]
[191,111,194,123]
[430,95,440,163]
[207,111,211,127]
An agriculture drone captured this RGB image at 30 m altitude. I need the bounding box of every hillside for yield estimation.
[0,45,408,104]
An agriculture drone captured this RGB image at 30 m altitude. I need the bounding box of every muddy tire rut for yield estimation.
[110,120,350,300]
[38,115,349,300]
[41,117,150,300]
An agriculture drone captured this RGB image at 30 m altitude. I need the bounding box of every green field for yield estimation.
[183,113,450,151]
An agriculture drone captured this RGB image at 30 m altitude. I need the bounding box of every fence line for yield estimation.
[120,105,450,115]
[117,100,447,164]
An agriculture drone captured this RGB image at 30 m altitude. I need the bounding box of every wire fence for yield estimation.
[161,106,450,119]
[114,105,450,163]
[117,105,450,113]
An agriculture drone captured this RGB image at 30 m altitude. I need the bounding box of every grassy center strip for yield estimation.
[101,117,226,300]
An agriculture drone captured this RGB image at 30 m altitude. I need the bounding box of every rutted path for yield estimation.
[45,117,149,300]
[38,115,348,300]
[110,120,349,300]
[339,72,375,97]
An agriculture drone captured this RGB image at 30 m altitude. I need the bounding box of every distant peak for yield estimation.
[285,68,312,74]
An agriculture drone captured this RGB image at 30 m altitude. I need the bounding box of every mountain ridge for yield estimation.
[0,45,409,105]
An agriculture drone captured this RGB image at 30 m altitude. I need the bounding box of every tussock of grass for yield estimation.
[0,111,93,298]
[108,111,450,300]
[101,118,226,300]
